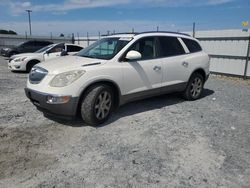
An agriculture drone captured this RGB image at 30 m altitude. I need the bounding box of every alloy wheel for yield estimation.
[190,77,203,98]
[94,91,112,120]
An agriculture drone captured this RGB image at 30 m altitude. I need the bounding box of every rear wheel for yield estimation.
[81,84,114,126]
[183,73,204,100]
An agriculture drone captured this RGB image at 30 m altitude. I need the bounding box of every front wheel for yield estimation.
[26,60,40,72]
[183,73,204,100]
[81,84,114,126]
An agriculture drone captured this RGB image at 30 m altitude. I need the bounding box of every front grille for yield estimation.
[29,66,48,84]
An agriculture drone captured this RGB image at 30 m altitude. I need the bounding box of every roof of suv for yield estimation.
[103,31,191,38]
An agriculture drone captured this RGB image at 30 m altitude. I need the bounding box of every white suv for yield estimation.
[8,43,83,72]
[25,32,210,125]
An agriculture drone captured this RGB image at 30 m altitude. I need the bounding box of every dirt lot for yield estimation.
[0,56,249,188]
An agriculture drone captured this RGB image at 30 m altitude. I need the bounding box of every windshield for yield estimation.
[35,44,54,53]
[77,37,132,60]
[16,41,26,47]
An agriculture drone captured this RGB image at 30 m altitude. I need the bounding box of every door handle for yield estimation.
[153,66,161,71]
[182,61,189,67]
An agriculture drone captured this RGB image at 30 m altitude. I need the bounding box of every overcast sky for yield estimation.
[0,0,249,36]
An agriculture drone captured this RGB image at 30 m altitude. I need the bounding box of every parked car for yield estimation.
[25,32,210,126]
[1,40,53,57]
[8,43,83,72]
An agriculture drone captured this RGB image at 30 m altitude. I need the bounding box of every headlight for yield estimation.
[49,70,85,87]
[14,57,27,62]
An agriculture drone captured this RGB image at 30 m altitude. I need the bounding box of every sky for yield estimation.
[0,0,249,36]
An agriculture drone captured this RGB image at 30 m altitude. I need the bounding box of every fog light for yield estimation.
[46,95,70,104]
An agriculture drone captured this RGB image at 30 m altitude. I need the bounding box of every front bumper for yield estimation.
[8,60,27,71]
[25,88,79,119]
[1,49,12,57]
[1,49,8,57]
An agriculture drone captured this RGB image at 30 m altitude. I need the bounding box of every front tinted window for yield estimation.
[77,37,131,60]
[48,43,64,53]
[128,37,156,60]
[182,38,202,53]
[35,44,54,53]
[158,37,185,57]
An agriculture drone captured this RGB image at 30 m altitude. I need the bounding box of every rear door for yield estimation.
[158,36,190,87]
[121,37,163,96]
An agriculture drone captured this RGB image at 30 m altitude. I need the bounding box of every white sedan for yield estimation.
[8,43,83,72]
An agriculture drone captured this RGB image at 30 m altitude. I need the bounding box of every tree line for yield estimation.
[0,30,17,35]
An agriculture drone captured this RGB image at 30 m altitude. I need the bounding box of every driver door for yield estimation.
[121,37,163,97]
[44,43,65,61]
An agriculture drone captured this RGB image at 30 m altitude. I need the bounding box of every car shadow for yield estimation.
[11,70,28,74]
[45,88,214,128]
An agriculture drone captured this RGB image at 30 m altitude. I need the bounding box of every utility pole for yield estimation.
[77,32,80,45]
[192,22,196,38]
[26,10,32,36]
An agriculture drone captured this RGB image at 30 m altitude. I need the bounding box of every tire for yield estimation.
[183,72,204,100]
[81,84,114,126]
[26,61,39,73]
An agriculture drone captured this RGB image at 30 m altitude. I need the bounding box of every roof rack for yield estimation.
[101,32,137,36]
[135,31,190,36]
[104,31,190,37]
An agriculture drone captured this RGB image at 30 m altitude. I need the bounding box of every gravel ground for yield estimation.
[0,56,249,188]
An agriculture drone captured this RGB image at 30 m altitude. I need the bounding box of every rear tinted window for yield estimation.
[67,45,83,52]
[33,41,52,46]
[158,37,185,57]
[182,38,202,53]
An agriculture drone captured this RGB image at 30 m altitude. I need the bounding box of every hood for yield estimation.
[11,53,42,59]
[37,55,106,74]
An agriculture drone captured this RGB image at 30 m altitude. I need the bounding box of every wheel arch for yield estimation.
[26,59,41,71]
[76,79,122,117]
[190,68,206,81]
[183,68,206,100]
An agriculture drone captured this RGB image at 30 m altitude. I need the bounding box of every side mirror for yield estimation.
[60,50,68,56]
[125,50,141,61]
